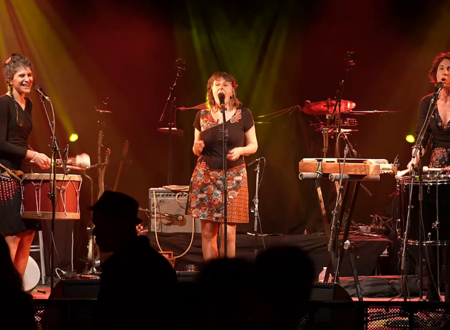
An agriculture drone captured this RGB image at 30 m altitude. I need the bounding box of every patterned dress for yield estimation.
[187,108,254,223]
[416,94,450,168]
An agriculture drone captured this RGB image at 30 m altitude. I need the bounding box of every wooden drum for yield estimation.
[21,173,82,220]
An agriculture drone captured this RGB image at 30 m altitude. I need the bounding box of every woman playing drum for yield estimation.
[0,54,50,278]
[407,52,450,301]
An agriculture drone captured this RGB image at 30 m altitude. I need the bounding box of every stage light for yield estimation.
[406,135,415,143]
[70,134,79,142]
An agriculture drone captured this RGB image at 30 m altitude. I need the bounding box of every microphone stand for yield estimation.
[220,101,228,258]
[39,94,67,293]
[401,83,442,301]
[159,58,186,185]
[252,159,262,257]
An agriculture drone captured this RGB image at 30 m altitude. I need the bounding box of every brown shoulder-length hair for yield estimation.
[206,71,242,109]
[429,52,450,84]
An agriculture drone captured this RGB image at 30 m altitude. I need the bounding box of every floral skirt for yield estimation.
[0,176,41,235]
[429,147,450,168]
[187,160,249,223]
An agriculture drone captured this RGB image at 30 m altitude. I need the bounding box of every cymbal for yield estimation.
[315,127,358,133]
[177,102,207,111]
[157,127,184,137]
[346,110,400,115]
[303,100,356,115]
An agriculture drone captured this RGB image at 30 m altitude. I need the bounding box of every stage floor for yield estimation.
[148,232,391,277]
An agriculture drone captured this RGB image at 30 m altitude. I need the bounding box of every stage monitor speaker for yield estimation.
[50,278,101,299]
[149,188,201,233]
[309,282,353,301]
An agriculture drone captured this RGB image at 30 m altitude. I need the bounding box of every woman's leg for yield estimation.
[4,234,20,261]
[14,230,35,276]
[201,221,219,261]
[219,223,237,258]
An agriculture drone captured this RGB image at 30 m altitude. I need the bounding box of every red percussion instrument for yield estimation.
[21,173,82,220]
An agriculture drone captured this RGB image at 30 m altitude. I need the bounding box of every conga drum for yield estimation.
[21,173,82,220]
[398,174,450,245]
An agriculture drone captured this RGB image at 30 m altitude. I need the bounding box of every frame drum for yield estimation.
[399,174,450,245]
[21,173,82,220]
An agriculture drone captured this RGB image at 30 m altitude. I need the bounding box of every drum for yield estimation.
[399,174,450,245]
[23,256,40,292]
[21,173,82,220]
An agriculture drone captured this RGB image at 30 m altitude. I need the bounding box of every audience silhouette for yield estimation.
[90,191,177,330]
[196,257,255,330]
[251,245,315,330]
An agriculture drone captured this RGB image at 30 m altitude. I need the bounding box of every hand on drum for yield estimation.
[33,152,51,170]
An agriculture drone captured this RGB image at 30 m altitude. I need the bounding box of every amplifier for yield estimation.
[50,278,101,299]
[148,188,201,233]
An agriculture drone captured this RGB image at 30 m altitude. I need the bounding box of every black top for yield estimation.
[194,107,254,170]
[415,93,450,149]
[0,94,31,171]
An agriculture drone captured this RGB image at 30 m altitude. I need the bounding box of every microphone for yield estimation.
[218,93,225,105]
[431,81,444,104]
[247,157,263,168]
[35,85,50,100]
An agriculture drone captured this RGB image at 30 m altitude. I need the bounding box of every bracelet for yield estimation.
[31,152,38,162]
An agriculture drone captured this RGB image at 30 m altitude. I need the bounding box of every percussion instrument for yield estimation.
[299,158,398,178]
[302,99,356,115]
[53,153,90,168]
[23,256,40,292]
[398,174,450,245]
[21,173,82,220]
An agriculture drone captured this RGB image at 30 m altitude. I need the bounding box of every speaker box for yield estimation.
[149,188,201,233]
[50,278,101,299]
[309,282,352,301]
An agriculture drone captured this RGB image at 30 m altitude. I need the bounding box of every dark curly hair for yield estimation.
[429,52,450,84]
[206,72,242,110]
[4,53,33,85]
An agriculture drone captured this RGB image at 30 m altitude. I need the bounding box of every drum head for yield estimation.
[23,256,40,292]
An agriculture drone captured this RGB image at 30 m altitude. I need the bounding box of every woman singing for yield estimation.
[0,53,50,277]
[407,52,450,301]
[187,72,258,260]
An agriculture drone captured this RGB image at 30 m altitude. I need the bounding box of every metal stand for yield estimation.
[159,58,186,185]
[39,94,67,293]
[219,101,228,258]
[326,146,364,301]
[252,159,262,257]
